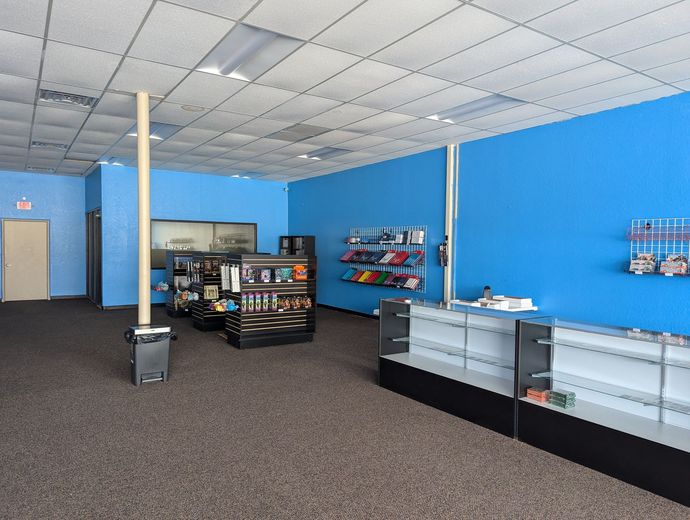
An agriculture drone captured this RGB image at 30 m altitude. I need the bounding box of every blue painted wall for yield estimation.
[457,91,690,334]
[288,149,447,315]
[85,166,102,212]
[0,171,85,298]
[100,166,288,306]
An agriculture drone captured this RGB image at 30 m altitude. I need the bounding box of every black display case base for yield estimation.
[227,331,313,349]
[379,357,515,437]
[192,319,225,332]
[518,400,690,507]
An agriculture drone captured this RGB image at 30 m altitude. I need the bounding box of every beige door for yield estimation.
[2,220,49,301]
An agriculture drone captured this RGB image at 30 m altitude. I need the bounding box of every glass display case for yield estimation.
[518,317,690,506]
[379,298,541,436]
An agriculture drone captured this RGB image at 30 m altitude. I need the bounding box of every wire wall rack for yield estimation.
[627,218,690,277]
[342,225,427,292]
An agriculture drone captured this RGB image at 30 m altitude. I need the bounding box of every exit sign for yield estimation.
[16,201,32,210]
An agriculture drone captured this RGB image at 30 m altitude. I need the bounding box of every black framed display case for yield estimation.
[517,317,690,506]
[190,252,229,331]
[379,298,541,437]
[224,254,316,349]
[165,250,197,318]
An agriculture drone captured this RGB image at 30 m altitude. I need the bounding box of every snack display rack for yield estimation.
[190,252,230,331]
[224,254,316,349]
[342,225,426,292]
[627,218,690,276]
[165,250,197,318]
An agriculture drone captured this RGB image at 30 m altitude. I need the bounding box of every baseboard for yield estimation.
[51,294,88,300]
[317,303,378,319]
[102,303,166,310]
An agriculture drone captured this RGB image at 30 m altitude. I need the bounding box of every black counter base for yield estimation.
[226,331,313,349]
[379,357,515,437]
[518,400,690,507]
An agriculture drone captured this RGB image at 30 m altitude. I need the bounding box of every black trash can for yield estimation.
[124,326,176,386]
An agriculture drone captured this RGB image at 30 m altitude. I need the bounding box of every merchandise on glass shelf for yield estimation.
[526,387,550,403]
[549,389,576,409]
[629,253,656,273]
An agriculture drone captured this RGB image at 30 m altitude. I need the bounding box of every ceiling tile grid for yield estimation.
[0,0,688,180]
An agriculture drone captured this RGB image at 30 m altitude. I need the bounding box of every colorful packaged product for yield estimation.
[293,265,308,280]
[241,293,247,313]
[271,292,278,311]
[260,269,272,282]
[247,292,255,313]
[262,292,270,312]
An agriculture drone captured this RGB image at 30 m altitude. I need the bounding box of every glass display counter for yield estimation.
[518,317,690,506]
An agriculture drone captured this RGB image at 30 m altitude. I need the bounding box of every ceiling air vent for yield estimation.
[39,89,100,109]
[31,141,68,151]
[26,166,56,172]
[266,124,330,142]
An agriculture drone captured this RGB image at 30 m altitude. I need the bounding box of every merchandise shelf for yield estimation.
[395,312,515,336]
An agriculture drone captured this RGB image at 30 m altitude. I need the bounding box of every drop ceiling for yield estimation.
[0,0,688,180]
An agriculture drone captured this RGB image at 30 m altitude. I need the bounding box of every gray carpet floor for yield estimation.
[0,300,688,519]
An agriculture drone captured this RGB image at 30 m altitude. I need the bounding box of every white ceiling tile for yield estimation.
[65,151,99,162]
[491,111,574,134]
[0,30,43,78]
[309,60,409,101]
[237,138,289,153]
[0,160,26,169]
[77,129,125,146]
[218,150,256,161]
[0,100,34,122]
[26,157,61,168]
[460,104,554,130]
[256,44,360,92]
[0,145,28,157]
[407,124,479,143]
[373,118,450,139]
[302,104,381,129]
[465,45,599,93]
[646,59,690,83]
[31,124,80,142]
[165,127,221,145]
[3,119,32,136]
[504,60,632,102]
[0,74,37,104]
[149,102,206,125]
[395,84,490,117]
[340,111,416,133]
[612,33,690,71]
[528,0,677,42]
[216,84,298,116]
[270,142,320,156]
[231,118,293,137]
[372,5,515,70]
[353,73,453,111]
[335,134,393,150]
[70,142,110,155]
[92,92,161,119]
[299,130,362,146]
[313,0,458,56]
[574,2,690,56]
[34,105,88,127]
[262,94,342,123]
[42,41,120,91]
[0,133,29,147]
[165,0,259,19]
[49,0,154,54]
[82,114,134,134]
[151,140,196,153]
[363,139,418,154]
[0,0,49,36]
[567,85,681,116]
[673,79,690,91]
[108,58,189,97]
[166,71,247,107]
[129,2,235,68]
[473,0,572,22]
[539,74,663,110]
[422,27,560,84]
[244,0,362,40]
[208,132,257,148]
[188,110,253,132]
[191,143,229,156]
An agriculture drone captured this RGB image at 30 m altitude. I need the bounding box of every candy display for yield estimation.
[208,299,237,313]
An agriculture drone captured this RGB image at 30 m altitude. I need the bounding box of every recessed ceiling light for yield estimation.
[126,122,182,141]
[98,157,126,166]
[427,94,524,124]
[298,147,350,161]
[39,89,99,109]
[231,174,240,177]
[242,176,251,179]
[31,141,68,151]
[181,105,205,112]
[197,23,302,81]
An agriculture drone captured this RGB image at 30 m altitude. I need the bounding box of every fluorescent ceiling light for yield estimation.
[298,147,350,161]
[39,89,99,109]
[126,122,182,141]
[197,23,302,81]
[98,157,125,166]
[427,94,524,124]
[31,141,68,151]
[26,166,56,172]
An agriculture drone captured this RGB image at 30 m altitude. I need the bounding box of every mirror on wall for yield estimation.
[151,220,257,268]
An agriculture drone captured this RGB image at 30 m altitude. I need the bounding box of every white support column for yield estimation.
[136,91,151,326]
[444,144,456,302]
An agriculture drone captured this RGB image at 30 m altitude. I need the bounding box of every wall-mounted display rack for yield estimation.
[627,218,689,277]
[342,225,426,293]
[224,254,316,349]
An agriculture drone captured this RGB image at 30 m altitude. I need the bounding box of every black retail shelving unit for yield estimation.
[165,250,197,318]
[190,252,229,331]
[224,254,316,349]
[279,235,315,256]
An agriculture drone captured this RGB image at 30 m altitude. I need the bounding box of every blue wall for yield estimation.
[288,149,447,315]
[101,166,288,306]
[457,91,690,334]
[0,171,85,298]
[85,166,102,212]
